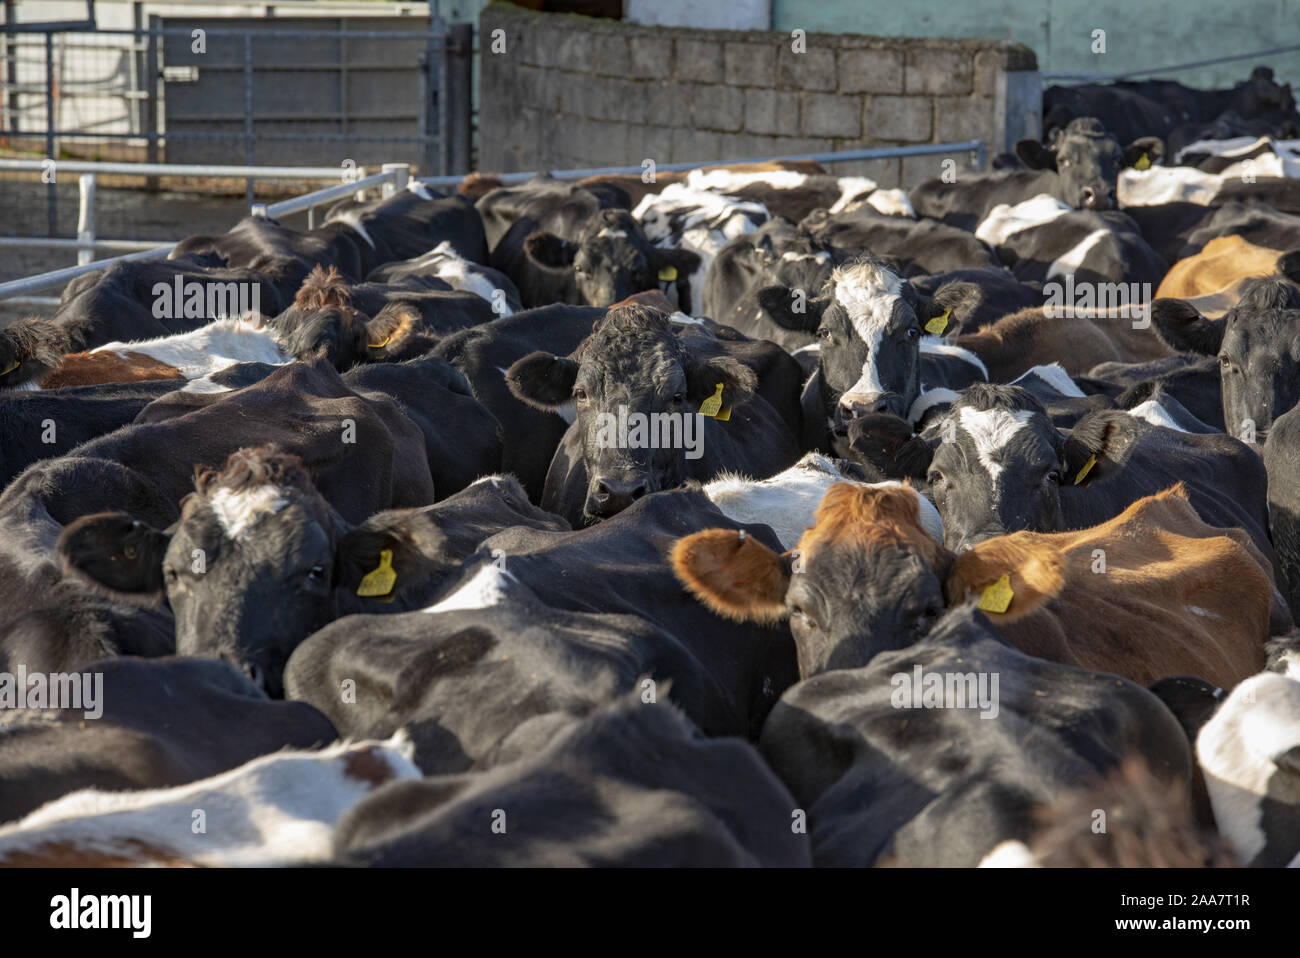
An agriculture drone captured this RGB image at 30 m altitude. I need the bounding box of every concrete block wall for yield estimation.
[479,1,1038,187]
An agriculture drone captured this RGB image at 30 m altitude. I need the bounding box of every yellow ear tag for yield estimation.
[699,382,731,421]
[924,307,952,336]
[357,548,397,598]
[1074,454,1097,485]
[369,334,392,350]
[657,265,678,282]
[1135,152,1151,171]
[0,359,18,376]
[978,574,1014,614]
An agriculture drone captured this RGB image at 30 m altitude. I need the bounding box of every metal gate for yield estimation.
[0,18,473,177]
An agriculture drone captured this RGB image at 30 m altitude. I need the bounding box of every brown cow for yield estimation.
[1155,234,1296,300]
[672,482,1269,688]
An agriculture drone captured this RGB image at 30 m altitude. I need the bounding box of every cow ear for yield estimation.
[335,517,450,602]
[945,544,1063,621]
[1123,136,1165,169]
[0,315,70,387]
[1276,249,1300,285]
[57,512,170,601]
[1063,412,1131,484]
[650,246,701,277]
[686,354,757,408]
[366,303,421,356]
[670,529,790,624]
[755,285,827,333]
[523,232,575,271]
[1014,138,1057,171]
[1151,298,1224,356]
[505,350,580,410]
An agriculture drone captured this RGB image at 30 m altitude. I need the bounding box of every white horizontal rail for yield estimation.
[0,159,354,179]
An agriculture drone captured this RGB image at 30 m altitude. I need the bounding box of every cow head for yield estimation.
[506,304,755,521]
[58,446,346,695]
[267,265,372,369]
[672,482,1057,678]
[758,257,926,424]
[923,385,1075,552]
[1016,116,1164,211]
[0,315,70,389]
[1153,275,1300,441]
[522,210,699,307]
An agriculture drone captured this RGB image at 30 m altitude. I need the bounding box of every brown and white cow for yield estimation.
[1156,234,1299,300]
[672,482,1270,688]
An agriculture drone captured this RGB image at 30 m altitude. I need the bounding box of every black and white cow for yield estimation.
[755,258,987,449]
[366,241,523,316]
[910,117,1165,231]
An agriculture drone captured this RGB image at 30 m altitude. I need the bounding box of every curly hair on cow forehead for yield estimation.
[193,444,315,497]
[574,303,685,361]
[827,256,903,293]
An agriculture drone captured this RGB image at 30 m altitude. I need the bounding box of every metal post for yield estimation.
[243,33,254,207]
[145,17,159,192]
[445,23,472,176]
[76,173,95,265]
[45,30,55,237]
[381,162,409,199]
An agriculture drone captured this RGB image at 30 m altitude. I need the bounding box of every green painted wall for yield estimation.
[771,0,1300,89]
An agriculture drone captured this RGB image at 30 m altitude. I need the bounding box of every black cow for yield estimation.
[908,268,1045,335]
[45,257,283,353]
[911,384,1274,562]
[332,696,810,867]
[491,208,698,309]
[1264,406,1300,622]
[506,304,801,524]
[800,205,1000,275]
[321,182,490,269]
[756,604,1192,866]
[0,379,183,487]
[0,657,336,825]
[980,207,1168,289]
[1153,276,1300,439]
[910,118,1164,231]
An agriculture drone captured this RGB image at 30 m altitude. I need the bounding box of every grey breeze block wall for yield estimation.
[478,1,1040,188]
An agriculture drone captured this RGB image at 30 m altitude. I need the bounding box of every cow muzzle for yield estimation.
[587,475,649,518]
[837,392,899,426]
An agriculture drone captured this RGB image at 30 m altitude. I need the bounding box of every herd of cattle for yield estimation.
[1,68,1300,867]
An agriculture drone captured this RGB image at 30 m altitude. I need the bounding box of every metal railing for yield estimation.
[1042,42,1300,83]
[0,140,986,304]
[0,160,413,302]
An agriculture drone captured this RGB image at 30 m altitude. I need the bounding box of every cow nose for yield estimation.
[590,477,648,516]
[1081,185,1112,209]
[840,394,890,421]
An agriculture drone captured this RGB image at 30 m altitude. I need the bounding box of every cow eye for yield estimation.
[907,327,921,339]
[816,327,832,340]
[574,387,588,401]
[1219,355,1232,369]
[308,565,326,580]
[789,605,812,626]
[1046,469,1063,484]
[672,392,684,403]
[927,471,944,486]
[163,567,180,586]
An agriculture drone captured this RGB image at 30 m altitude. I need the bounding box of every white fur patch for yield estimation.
[0,735,418,867]
[1126,398,1189,432]
[703,452,943,550]
[974,194,1070,247]
[93,315,288,381]
[684,168,810,193]
[1118,166,1222,206]
[423,562,517,614]
[325,209,376,249]
[864,188,916,218]
[1197,672,1300,867]
[957,406,1036,482]
[209,484,290,539]
[1046,228,1111,281]
[978,840,1040,868]
[415,241,508,311]
[828,176,880,214]
[906,386,960,423]
[1011,362,1085,398]
[919,335,989,379]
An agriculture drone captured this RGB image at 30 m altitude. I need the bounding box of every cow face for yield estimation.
[59,446,343,695]
[507,304,755,521]
[925,385,1068,552]
[1154,278,1300,441]
[524,211,699,308]
[759,258,923,424]
[1015,116,1164,211]
[672,484,951,677]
